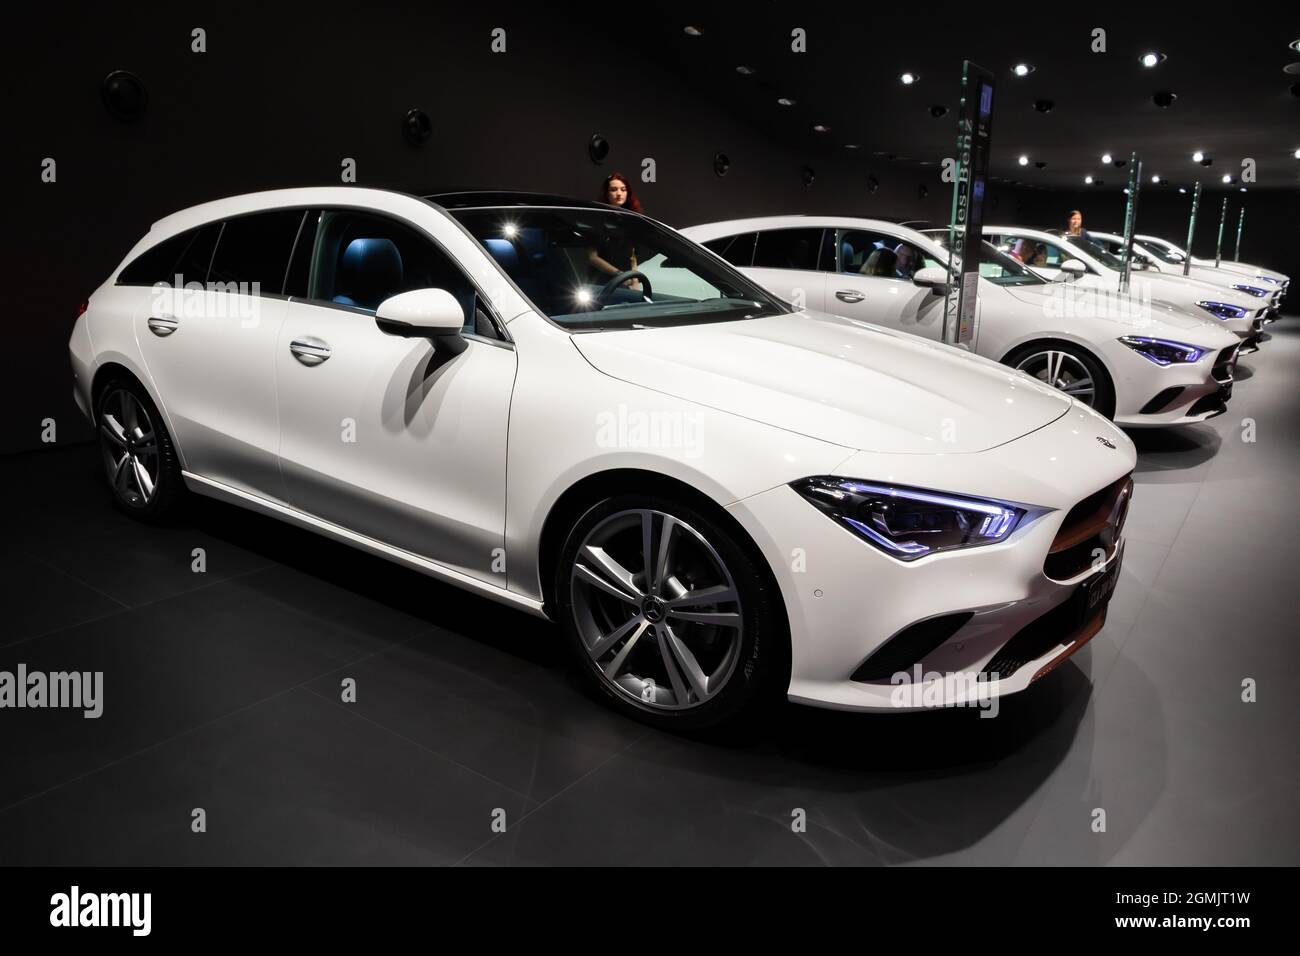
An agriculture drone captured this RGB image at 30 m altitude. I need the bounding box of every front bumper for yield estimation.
[726,405,1135,711]
[1112,342,1237,428]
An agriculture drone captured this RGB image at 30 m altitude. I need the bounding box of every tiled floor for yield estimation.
[3,320,1298,865]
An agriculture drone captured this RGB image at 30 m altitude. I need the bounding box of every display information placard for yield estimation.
[1183,182,1201,277]
[945,59,994,347]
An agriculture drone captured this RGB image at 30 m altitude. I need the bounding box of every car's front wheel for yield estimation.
[555,494,786,730]
[1005,342,1116,419]
[95,377,184,521]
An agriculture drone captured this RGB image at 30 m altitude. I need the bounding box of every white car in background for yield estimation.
[985,225,1267,350]
[1137,234,1289,290]
[1088,231,1283,317]
[681,216,1240,427]
[71,187,1138,727]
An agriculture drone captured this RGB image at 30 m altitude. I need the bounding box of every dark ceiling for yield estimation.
[622,6,1300,193]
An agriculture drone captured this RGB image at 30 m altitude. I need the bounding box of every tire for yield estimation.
[554,493,787,730]
[1004,341,1116,419]
[94,376,185,522]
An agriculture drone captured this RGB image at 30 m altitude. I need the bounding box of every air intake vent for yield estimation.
[851,612,973,682]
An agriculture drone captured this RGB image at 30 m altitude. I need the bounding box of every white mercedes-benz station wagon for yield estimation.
[681,216,1240,427]
[71,188,1137,727]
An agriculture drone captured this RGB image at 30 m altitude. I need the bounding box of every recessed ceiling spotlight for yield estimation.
[1123,187,1130,194]
[1290,38,1300,53]
[1221,174,1232,183]
[900,72,919,85]
[683,26,703,37]
[1151,175,1161,183]
[1101,152,1113,164]
[1284,63,1300,76]
[1085,175,1094,184]
[1293,148,1300,159]
[929,104,948,118]
[1012,63,1034,76]
[1192,150,1204,162]
[735,65,754,75]
[1178,186,1187,193]
[777,97,795,106]
[844,143,860,149]
[1152,90,1177,107]
[1018,155,1029,165]
[1239,186,1247,192]
[812,124,830,133]
[1140,51,1166,67]
[1033,99,1055,113]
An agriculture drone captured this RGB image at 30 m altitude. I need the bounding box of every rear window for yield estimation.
[117,224,221,287]
[752,228,825,271]
[703,233,757,267]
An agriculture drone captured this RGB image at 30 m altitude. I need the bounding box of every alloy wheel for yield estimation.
[1015,349,1097,406]
[99,388,160,507]
[569,509,744,711]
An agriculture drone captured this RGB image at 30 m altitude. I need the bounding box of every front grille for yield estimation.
[1211,345,1238,385]
[851,612,973,682]
[981,595,1107,680]
[1043,474,1132,580]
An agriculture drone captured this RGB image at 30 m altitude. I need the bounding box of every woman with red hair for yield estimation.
[590,172,644,286]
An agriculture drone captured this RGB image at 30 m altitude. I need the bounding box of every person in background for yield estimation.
[893,243,919,279]
[590,173,643,288]
[1066,209,1090,238]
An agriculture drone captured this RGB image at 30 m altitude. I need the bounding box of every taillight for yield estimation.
[77,301,89,318]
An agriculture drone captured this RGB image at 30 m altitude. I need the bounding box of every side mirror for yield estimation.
[375,288,467,355]
[912,266,951,295]
[1060,259,1087,278]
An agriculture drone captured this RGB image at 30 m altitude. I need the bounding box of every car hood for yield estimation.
[1138,273,1259,306]
[1001,284,1240,341]
[572,310,1071,454]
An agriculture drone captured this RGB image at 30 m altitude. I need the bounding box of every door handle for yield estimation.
[146,315,179,337]
[289,337,332,365]
[834,290,865,304]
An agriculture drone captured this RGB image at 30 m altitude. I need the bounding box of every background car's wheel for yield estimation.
[95,376,184,522]
[555,493,787,730]
[1005,341,1115,419]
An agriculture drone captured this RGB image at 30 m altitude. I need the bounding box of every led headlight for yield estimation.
[1118,335,1206,365]
[1254,275,1280,285]
[1196,300,1249,320]
[1231,283,1268,297]
[792,478,1025,561]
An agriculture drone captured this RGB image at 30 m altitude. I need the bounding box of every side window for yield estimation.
[839,230,928,279]
[208,209,307,296]
[284,210,320,298]
[117,223,221,287]
[308,210,497,339]
[752,229,824,271]
[702,232,757,267]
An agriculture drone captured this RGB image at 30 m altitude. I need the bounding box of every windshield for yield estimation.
[449,206,787,331]
[1136,240,1185,265]
[1059,233,1125,271]
[922,231,1045,286]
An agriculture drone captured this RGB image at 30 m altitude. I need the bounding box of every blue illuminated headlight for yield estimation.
[1254,275,1280,285]
[1231,283,1268,297]
[1118,335,1206,365]
[792,478,1025,561]
[1196,300,1250,320]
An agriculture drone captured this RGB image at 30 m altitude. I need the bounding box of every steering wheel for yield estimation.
[593,270,653,309]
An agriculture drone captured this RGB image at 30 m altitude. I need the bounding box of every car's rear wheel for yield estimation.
[96,377,184,521]
[1006,342,1115,418]
[555,494,785,730]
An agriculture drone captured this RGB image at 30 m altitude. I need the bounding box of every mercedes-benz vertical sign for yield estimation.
[945,60,994,347]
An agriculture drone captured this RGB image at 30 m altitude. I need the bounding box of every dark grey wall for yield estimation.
[4,2,1027,454]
